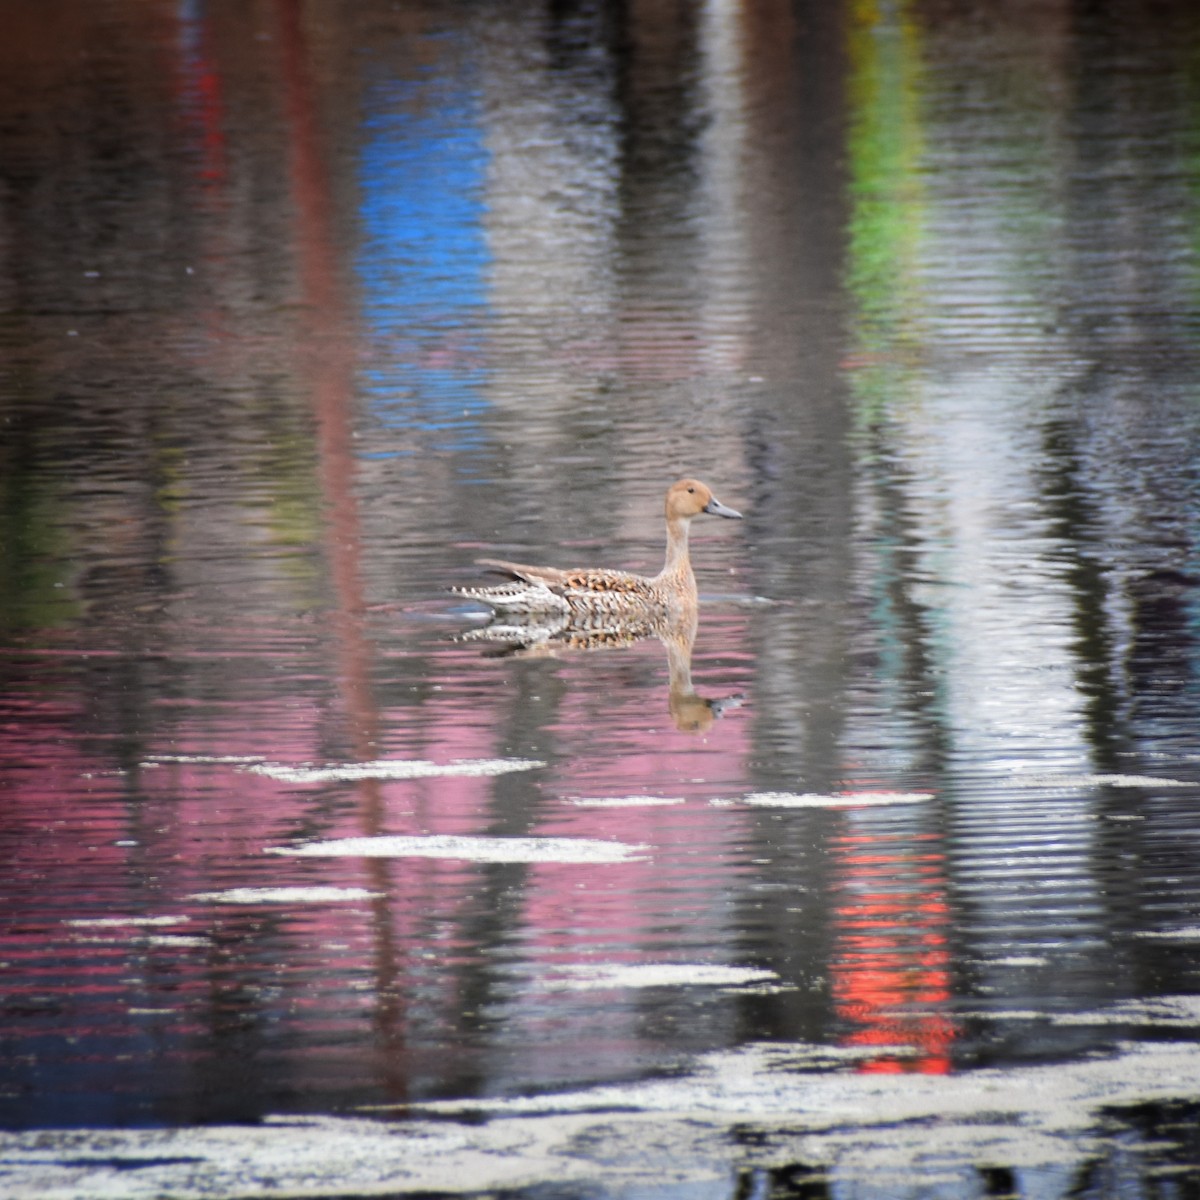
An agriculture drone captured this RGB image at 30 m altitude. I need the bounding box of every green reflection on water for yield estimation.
[844,0,926,433]
[841,0,946,764]
[0,429,80,633]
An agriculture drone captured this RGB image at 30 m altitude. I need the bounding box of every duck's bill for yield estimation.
[704,497,742,519]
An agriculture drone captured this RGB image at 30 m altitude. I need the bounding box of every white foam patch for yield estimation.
[264,834,649,864]
[145,755,266,765]
[244,757,544,783]
[940,1009,1049,1022]
[6,1041,1200,1196]
[1013,772,1198,790]
[65,916,189,928]
[1134,926,1200,940]
[541,963,778,990]
[72,931,208,948]
[1051,994,1200,1027]
[415,1039,1200,1124]
[724,790,934,808]
[189,887,383,905]
[568,796,686,808]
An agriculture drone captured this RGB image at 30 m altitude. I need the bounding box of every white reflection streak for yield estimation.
[697,0,752,372]
[478,5,619,382]
[899,404,1106,981]
[860,51,1107,983]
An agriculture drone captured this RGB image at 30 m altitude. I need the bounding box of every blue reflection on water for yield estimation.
[356,68,492,454]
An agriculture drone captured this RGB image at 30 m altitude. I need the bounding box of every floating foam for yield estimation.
[931,1009,1048,1022]
[1013,773,1198,790]
[144,755,266,765]
[7,1041,1200,1197]
[65,916,189,928]
[723,791,934,809]
[189,887,383,905]
[265,834,649,864]
[1134,926,1200,940]
[568,796,686,808]
[541,963,778,990]
[1052,995,1200,1026]
[245,758,545,783]
[71,930,207,948]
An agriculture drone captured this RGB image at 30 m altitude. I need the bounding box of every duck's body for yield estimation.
[456,479,742,619]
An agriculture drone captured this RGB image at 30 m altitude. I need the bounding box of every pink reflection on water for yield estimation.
[0,694,129,878]
[0,608,763,1111]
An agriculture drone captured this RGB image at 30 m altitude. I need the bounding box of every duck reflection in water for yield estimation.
[455,479,744,733]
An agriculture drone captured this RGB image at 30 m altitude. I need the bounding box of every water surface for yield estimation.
[3,0,1200,1194]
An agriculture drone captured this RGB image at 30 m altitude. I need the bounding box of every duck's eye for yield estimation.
[687,487,695,494]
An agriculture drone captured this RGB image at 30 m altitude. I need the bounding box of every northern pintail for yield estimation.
[456,479,742,618]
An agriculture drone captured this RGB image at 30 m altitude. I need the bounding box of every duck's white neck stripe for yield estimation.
[660,515,693,578]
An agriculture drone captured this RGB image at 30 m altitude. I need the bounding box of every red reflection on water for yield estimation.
[274,0,419,1103]
[276,0,376,760]
[172,1,229,190]
[829,824,954,1074]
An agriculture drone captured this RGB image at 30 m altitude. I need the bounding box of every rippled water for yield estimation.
[4,0,1200,1194]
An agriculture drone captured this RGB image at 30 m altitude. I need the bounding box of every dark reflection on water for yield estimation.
[3,0,1200,1189]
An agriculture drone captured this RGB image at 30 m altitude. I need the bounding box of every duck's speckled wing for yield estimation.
[558,569,657,600]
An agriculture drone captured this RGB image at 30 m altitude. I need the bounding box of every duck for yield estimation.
[455,478,742,619]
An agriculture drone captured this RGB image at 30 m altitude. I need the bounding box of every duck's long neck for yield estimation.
[659,515,695,585]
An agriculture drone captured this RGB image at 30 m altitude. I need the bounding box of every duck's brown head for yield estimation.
[666,479,742,522]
